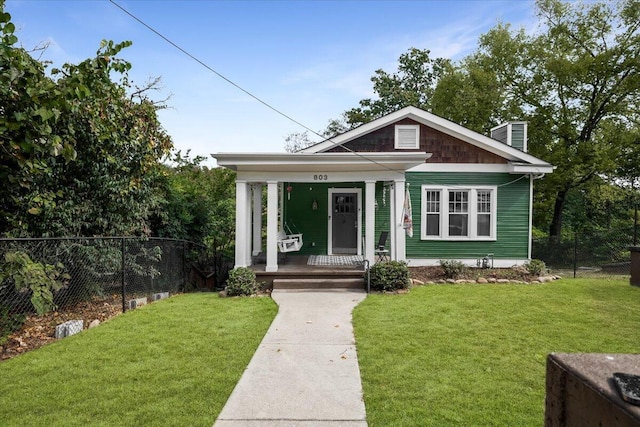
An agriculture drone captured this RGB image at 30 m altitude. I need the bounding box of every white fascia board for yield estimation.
[213,152,431,173]
[303,106,552,170]
[409,163,512,173]
[409,162,555,174]
[235,169,407,183]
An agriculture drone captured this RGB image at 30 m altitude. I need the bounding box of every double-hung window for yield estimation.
[421,185,496,240]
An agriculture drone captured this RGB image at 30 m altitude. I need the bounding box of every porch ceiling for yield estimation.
[213,152,432,173]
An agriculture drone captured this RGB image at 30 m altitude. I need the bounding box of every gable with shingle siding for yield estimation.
[326,119,506,164]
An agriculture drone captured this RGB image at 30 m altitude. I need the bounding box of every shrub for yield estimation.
[524,259,546,276]
[368,261,410,292]
[0,251,68,315]
[439,259,468,279]
[225,267,257,296]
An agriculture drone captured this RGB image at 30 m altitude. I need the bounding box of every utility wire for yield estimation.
[108,0,408,173]
[108,0,313,137]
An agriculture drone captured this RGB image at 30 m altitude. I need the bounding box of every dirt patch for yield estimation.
[1,295,122,361]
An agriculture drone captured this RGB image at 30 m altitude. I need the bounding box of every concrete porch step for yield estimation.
[272,278,365,290]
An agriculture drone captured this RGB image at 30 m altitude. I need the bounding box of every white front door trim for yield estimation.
[327,188,362,256]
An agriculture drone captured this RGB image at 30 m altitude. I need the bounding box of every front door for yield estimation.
[329,190,359,254]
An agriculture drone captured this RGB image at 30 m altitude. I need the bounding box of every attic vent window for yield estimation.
[395,125,420,149]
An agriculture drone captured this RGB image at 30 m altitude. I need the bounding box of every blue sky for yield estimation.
[6,0,536,165]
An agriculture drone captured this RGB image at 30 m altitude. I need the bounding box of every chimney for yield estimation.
[490,122,527,152]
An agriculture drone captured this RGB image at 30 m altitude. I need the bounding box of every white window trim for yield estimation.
[420,185,497,241]
[395,125,420,149]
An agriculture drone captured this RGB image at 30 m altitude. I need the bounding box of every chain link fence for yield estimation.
[0,237,231,348]
[532,227,636,278]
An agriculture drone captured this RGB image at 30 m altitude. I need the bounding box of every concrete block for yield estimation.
[55,319,84,338]
[126,297,148,310]
[152,292,169,301]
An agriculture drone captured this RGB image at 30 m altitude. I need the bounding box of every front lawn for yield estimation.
[353,278,639,426]
[0,293,277,427]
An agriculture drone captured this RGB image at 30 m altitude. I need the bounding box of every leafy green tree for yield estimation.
[0,3,173,237]
[343,48,451,127]
[284,131,314,153]
[152,151,236,250]
[474,0,640,237]
[0,5,76,233]
[430,54,522,135]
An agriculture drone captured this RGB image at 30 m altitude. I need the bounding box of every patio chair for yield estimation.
[375,231,390,262]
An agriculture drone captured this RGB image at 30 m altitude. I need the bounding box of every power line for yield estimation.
[107,0,318,138]
[107,0,412,173]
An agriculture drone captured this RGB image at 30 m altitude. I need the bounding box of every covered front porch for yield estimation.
[214,152,430,273]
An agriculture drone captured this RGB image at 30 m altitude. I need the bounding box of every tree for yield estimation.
[152,151,236,250]
[343,48,451,127]
[284,131,314,153]
[430,54,522,135]
[475,0,640,237]
[0,5,76,233]
[0,3,173,237]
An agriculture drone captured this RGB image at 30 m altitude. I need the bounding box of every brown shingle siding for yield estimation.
[327,119,506,164]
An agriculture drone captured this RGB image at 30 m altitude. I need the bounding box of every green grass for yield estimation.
[353,278,640,426]
[0,293,277,427]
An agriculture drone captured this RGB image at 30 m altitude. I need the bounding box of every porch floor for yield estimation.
[251,255,368,290]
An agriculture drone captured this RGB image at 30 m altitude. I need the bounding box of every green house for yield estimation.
[214,106,554,272]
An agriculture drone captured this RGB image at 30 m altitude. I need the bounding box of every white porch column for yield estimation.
[235,180,251,267]
[394,179,407,261]
[252,184,263,256]
[265,180,279,272]
[364,180,376,265]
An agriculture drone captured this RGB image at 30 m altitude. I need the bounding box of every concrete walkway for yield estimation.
[214,289,368,426]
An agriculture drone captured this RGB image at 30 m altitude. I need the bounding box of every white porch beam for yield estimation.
[364,180,376,265]
[394,179,407,261]
[252,184,263,256]
[234,180,250,267]
[266,180,279,272]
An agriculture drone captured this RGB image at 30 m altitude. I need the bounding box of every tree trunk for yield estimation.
[549,189,568,238]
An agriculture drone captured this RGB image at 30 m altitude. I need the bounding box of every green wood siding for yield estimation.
[405,172,530,260]
[283,182,365,255]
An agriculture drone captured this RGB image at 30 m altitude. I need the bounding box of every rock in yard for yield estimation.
[477,278,489,284]
[88,319,100,329]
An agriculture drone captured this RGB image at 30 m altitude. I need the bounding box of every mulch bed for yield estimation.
[1,295,122,361]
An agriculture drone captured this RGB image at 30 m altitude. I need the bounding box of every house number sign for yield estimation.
[313,174,328,181]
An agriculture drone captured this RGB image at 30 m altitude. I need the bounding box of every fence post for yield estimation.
[121,237,126,313]
[182,240,186,291]
[634,200,638,246]
[573,232,578,279]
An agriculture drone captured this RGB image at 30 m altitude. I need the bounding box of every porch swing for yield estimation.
[277,223,303,253]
